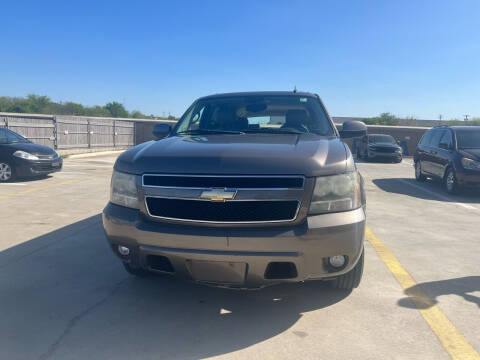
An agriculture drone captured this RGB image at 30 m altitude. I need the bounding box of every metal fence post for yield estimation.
[87,119,91,149]
[53,115,58,149]
[113,120,116,148]
[132,121,136,146]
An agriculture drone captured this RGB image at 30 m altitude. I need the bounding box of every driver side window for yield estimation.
[439,130,453,148]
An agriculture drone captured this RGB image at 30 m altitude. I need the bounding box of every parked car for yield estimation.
[103,91,367,290]
[0,127,62,182]
[357,134,403,162]
[414,126,480,194]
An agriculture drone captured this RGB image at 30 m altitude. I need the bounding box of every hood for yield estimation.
[115,134,351,177]
[459,148,480,161]
[1,142,57,156]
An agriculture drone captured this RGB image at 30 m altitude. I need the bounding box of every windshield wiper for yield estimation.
[176,129,245,135]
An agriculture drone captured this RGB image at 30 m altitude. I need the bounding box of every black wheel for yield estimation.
[445,167,459,194]
[329,249,364,290]
[415,161,426,182]
[123,262,151,277]
[0,162,14,182]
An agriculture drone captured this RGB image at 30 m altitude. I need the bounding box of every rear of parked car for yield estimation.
[414,126,480,193]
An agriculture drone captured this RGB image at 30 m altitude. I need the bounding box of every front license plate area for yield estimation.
[186,260,247,284]
[52,162,61,167]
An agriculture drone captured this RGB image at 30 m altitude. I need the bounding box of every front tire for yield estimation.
[415,161,426,182]
[445,168,459,194]
[0,162,14,182]
[329,249,364,290]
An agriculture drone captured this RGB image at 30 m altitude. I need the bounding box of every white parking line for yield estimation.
[0,183,26,186]
[397,178,479,211]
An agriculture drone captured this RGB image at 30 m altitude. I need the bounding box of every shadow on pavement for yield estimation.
[397,276,480,310]
[372,178,480,203]
[0,214,350,360]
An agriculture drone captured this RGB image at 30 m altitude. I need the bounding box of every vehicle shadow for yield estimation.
[0,214,350,360]
[397,276,480,310]
[7,174,53,183]
[372,177,480,203]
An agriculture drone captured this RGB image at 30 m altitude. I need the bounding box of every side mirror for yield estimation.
[438,142,450,150]
[152,123,171,139]
[339,120,367,139]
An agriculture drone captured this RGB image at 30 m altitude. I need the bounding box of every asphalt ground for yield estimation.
[0,154,479,360]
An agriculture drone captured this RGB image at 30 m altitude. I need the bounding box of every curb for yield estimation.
[66,150,125,159]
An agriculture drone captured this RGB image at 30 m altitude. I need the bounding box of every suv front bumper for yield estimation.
[103,203,366,287]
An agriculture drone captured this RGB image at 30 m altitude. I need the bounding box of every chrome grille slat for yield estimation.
[141,174,305,224]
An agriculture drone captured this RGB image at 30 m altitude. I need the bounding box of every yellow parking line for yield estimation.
[366,227,480,360]
[0,178,91,200]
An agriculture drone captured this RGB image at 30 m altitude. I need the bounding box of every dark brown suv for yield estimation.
[414,126,480,194]
[103,91,368,289]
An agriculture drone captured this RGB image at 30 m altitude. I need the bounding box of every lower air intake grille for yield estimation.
[145,198,299,222]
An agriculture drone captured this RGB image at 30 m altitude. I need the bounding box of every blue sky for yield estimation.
[1,0,479,119]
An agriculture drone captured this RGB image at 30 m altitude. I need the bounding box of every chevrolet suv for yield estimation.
[102,92,367,289]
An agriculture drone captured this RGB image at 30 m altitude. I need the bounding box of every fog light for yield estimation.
[118,245,130,256]
[329,255,346,268]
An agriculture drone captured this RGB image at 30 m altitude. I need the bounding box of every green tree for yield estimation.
[104,102,129,118]
[364,112,399,126]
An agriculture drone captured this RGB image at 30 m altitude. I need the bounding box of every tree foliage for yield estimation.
[363,112,399,126]
[0,94,175,119]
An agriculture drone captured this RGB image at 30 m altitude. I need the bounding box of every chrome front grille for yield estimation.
[142,174,305,224]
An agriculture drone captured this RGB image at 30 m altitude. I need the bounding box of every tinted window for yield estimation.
[173,95,334,136]
[368,135,395,144]
[0,128,29,144]
[420,130,433,146]
[429,129,445,147]
[455,128,480,149]
[439,130,453,148]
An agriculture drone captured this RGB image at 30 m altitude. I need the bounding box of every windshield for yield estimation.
[369,135,396,144]
[455,128,480,149]
[173,95,335,136]
[0,128,30,144]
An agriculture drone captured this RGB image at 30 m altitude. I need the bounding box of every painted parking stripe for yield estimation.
[366,227,480,360]
[397,178,479,211]
[0,177,92,200]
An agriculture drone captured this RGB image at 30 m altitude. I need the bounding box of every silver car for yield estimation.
[103,91,367,289]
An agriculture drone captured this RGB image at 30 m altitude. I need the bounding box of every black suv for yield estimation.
[414,126,480,194]
[357,134,402,163]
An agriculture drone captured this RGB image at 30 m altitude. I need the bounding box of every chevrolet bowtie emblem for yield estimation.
[200,188,237,202]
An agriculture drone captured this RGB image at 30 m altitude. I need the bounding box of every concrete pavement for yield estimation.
[0,155,478,359]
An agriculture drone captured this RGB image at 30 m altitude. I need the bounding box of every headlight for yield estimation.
[396,148,402,152]
[110,170,139,209]
[308,172,363,215]
[13,151,39,160]
[461,157,480,170]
